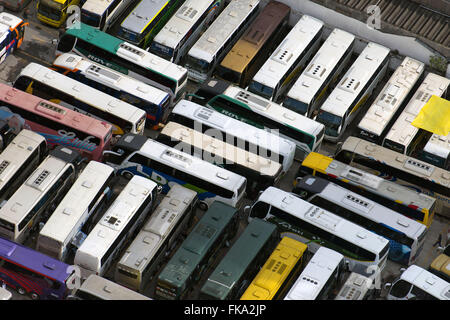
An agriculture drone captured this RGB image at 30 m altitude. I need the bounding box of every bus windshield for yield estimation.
[283,97,308,115]
[216,65,240,84]
[149,42,174,61]
[316,110,342,137]
[81,9,101,27]
[185,56,210,73]
[38,0,64,21]
[247,81,274,100]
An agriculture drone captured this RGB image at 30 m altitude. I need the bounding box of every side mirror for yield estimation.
[384,283,392,290]
[243,206,251,215]
[399,268,406,273]
[437,246,445,253]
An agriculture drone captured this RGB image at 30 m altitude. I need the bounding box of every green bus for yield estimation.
[116,0,184,49]
[56,22,188,99]
[199,218,279,300]
[154,201,239,300]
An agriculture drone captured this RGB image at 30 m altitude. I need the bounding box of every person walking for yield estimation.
[433,233,442,247]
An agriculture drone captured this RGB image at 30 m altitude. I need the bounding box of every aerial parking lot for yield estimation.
[0,0,448,303]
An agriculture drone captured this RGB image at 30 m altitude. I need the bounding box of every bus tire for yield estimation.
[30,292,40,300]
[17,286,26,295]
[198,201,208,211]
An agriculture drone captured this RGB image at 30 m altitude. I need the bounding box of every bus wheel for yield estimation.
[198,201,208,211]
[17,286,26,295]
[122,171,133,180]
[29,292,40,300]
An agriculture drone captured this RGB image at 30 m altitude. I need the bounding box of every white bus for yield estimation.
[284,247,345,300]
[13,63,146,136]
[69,275,151,300]
[0,129,47,206]
[296,152,437,227]
[357,57,425,143]
[382,73,450,155]
[0,146,80,244]
[52,53,172,128]
[74,175,159,279]
[37,161,115,262]
[115,184,197,292]
[282,28,355,117]
[334,136,450,218]
[81,0,133,31]
[56,23,188,99]
[204,81,325,159]
[103,133,247,210]
[314,42,390,142]
[247,15,324,102]
[150,0,225,64]
[156,121,283,198]
[386,265,450,300]
[419,132,450,170]
[293,175,427,266]
[168,99,296,174]
[246,186,390,276]
[335,272,375,300]
[185,0,260,83]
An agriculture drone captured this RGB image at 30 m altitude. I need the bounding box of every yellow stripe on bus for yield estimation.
[140,1,169,34]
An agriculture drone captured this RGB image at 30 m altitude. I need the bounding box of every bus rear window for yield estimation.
[57,34,76,53]
[0,218,14,232]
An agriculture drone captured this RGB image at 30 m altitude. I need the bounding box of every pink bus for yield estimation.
[0,83,112,161]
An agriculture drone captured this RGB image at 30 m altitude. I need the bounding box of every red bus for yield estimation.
[0,83,112,161]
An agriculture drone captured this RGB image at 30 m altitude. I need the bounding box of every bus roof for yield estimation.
[117,184,197,273]
[424,133,450,159]
[0,83,112,138]
[201,218,277,299]
[302,152,436,212]
[259,186,390,253]
[53,53,170,104]
[0,153,71,224]
[299,175,427,239]
[76,176,157,262]
[285,246,344,300]
[0,237,70,282]
[219,1,290,74]
[286,28,355,105]
[161,121,283,177]
[357,57,425,137]
[38,161,114,245]
[222,85,325,137]
[320,42,390,117]
[120,0,169,33]
[81,0,117,15]
[252,14,324,89]
[339,136,450,187]
[383,73,450,150]
[187,0,260,64]
[65,22,124,53]
[401,265,450,300]
[0,12,22,35]
[140,139,247,191]
[153,0,217,50]
[17,63,145,124]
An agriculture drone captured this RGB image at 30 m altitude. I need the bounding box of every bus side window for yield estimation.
[411,286,438,300]
[390,279,412,298]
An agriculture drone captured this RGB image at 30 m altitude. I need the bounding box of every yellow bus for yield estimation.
[240,237,307,300]
[295,152,436,227]
[37,0,80,28]
[215,1,290,88]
